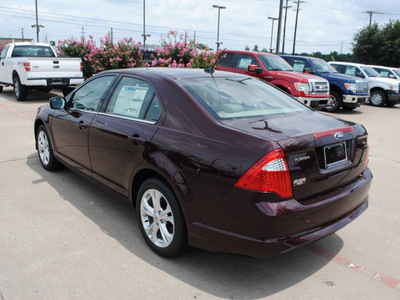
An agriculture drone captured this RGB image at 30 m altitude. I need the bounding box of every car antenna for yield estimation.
[204,49,226,74]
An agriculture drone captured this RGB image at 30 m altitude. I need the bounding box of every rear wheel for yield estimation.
[13,76,28,101]
[370,90,386,107]
[323,90,342,112]
[0,86,3,93]
[137,178,188,257]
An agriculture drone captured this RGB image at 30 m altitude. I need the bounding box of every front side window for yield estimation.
[179,77,309,120]
[71,76,115,111]
[236,54,259,69]
[106,77,161,122]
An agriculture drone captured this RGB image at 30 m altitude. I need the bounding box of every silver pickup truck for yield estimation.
[0,42,84,101]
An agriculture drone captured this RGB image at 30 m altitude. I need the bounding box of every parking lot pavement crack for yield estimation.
[0,155,37,164]
[369,155,400,165]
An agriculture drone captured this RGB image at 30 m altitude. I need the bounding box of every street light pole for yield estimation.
[35,0,39,42]
[213,5,226,51]
[268,17,279,53]
[142,0,150,49]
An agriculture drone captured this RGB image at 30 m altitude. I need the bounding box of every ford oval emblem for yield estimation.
[334,132,344,140]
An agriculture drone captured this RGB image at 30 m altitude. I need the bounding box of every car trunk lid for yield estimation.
[221,111,369,200]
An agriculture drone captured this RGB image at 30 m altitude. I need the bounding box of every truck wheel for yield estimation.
[0,86,3,93]
[370,90,386,107]
[323,90,342,112]
[13,76,28,101]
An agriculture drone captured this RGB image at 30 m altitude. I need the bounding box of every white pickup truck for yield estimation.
[0,42,84,101]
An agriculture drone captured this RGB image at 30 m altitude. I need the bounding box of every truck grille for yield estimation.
[310,80,329,95]
[356,81,369,93]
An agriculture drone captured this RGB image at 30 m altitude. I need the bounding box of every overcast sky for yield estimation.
[1,0,399,54]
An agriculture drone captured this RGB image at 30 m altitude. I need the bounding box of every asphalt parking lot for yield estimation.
[0,86,399,300]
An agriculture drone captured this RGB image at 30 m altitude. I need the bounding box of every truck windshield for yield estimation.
[393,69,400,78]
[258,55,294,72]
[361,66,381,77]
[179,76,308,120]
[310,58,337,73]
[11,46,55,57]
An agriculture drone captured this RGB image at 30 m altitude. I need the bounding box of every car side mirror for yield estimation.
[304,67,315,74]
[248,64,263,74]
[49,97,66,109]
[389,74,396,79]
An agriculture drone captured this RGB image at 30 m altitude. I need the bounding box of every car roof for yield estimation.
[100,67,248,80]
[220,50,275,56]
[328,61,368,67]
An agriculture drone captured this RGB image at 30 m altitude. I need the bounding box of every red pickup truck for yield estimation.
[215,50,330,109]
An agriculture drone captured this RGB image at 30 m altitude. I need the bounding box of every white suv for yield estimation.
[328,61,400,107]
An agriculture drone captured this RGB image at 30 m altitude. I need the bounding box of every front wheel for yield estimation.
[137,178,188,257]
[323,90,342,112]
[13,76,28,101]
[370,90,386,107]
[36,125,60,171]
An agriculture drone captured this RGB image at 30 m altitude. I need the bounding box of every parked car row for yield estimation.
[214,50,400,111]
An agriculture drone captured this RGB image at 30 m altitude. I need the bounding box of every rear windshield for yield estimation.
[178,77,309,120]
[11,45,55,57]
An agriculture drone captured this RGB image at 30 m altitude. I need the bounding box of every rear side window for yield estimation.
[106,77,161,122]
[0,45,9,59]
[218,52,235,67]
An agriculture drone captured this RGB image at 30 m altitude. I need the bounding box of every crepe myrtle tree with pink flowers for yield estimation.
[58,34,142,78]
[154,30,216,68]
[57,31,217,78]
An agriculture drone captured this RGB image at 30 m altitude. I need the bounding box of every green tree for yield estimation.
[253,45,259,51]
[353,21,400,66]
[245,45,250,51]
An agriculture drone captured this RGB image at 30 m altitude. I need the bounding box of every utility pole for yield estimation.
[213,5,226,51]
[282,0,292,54]
[19,28,24,41]
[81,26,85,38]
[366,10,384,26]
[275,0,284,54]
[110,27,113,44]
[292,0,304,55]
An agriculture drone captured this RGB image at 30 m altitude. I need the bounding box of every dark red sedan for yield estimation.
[34,68,372,258]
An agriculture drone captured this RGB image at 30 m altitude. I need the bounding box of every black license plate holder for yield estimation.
[324,142,348,169]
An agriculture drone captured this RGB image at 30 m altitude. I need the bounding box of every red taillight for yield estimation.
[23,62,31,72]
[80,62,83,72]
[235,149,293,198]
[364,146,370,170]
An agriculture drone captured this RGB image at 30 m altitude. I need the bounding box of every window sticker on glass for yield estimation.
[238,58,253,69]
[112,86,149,118]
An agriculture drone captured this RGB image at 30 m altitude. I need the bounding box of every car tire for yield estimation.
[323,90,342,112]
[370,90,386,107]
[137,177,188,257]
[13,76,28,101]
[0,86,3,93]
[36,125,61,171]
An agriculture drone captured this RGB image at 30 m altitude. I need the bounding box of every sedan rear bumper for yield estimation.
[188,168,372,258]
